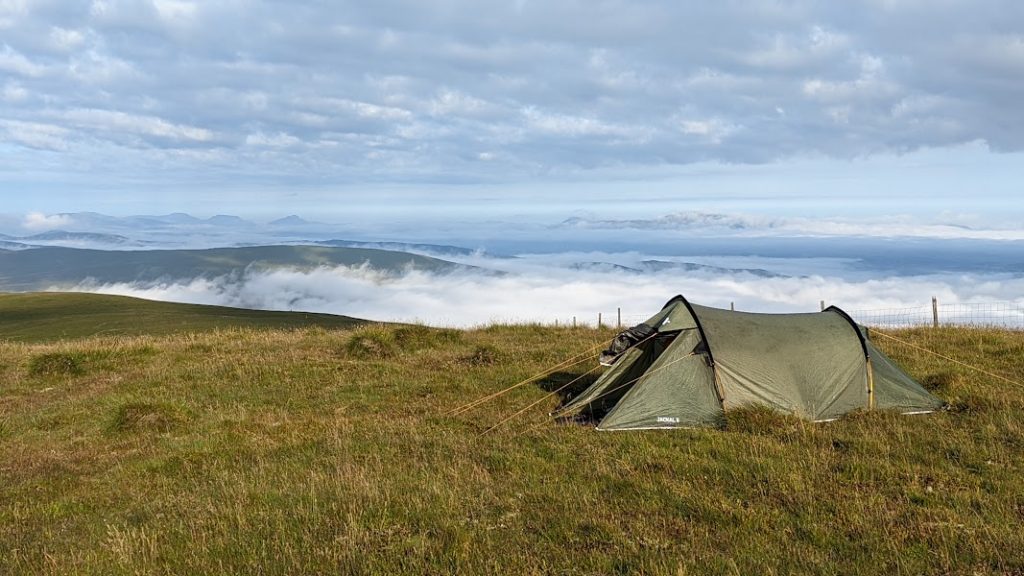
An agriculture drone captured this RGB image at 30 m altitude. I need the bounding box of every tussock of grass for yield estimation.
[342,325,397,359]
[108,401,187,434]
[725,404,809,436]
[28,351,85,377]
[459,345,500,366]
[344,324,464,360]
[392,324,462,349]
[1,324,1023,574]
[921,370,959,392]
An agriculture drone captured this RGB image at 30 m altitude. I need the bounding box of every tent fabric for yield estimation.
[867,340,944,413]
[562,295,944,430]
[693,304,869,421]
[597,330,723,430]
[561,332,674,415]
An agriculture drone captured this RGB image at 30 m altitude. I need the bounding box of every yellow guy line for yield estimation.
[870,330,1024,388]
[478,364,602,437]
[446,339,606,416]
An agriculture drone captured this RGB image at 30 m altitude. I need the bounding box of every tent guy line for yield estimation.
[478,364,603,437]
[551,352,700,421]
[868,330,1024,389]
[446,338,611,417]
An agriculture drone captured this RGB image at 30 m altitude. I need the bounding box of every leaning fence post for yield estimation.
[932,297,939,328]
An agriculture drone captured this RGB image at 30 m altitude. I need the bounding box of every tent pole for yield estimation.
[710,361,726,408]
[866,357,875,410]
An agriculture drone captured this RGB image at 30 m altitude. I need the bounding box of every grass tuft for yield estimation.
[921,370,958,392]
[107,401,186,434]
[28,351,85,377]
[459,344,501,366]
[725,404,807,436]
[343,325,397,359]
[392,324,462,349]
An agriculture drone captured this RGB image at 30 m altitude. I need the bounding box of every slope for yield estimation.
[0,292,365,342]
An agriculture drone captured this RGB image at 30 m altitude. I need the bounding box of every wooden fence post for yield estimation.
[820,300,825,311]
[617,307,621,328]
[573,316,577,329]
[932,297,939,328]
[730,302,735,311]
[598,313,602,328]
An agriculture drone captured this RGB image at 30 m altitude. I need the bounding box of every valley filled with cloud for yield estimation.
[5,210,1019,327]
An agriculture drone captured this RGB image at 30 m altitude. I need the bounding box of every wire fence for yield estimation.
[556,300,1024,331]
[848,301,1024,330]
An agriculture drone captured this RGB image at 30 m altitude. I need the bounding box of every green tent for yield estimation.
[558,295,944,430]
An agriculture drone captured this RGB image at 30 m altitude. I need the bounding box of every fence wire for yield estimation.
[849,302,1024,329]
[560,302,1024,331]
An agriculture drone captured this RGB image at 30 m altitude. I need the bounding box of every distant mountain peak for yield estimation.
[206,215,250,226]
[157,213,203,224]
[269,215,311,226]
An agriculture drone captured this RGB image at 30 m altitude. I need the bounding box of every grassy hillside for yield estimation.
[0,245,466,291]
[0,320,1022,574]
[0,293,365,342]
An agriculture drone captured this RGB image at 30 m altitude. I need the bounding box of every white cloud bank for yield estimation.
[22,211,73,231]
[67,264,1024,328]
[561,212,1024,241]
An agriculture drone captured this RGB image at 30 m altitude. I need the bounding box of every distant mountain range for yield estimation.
[316,239,506,259]
[0,245,471,292]
[569,260,784,278]
[0,212,495,257]
[0,230,138,250]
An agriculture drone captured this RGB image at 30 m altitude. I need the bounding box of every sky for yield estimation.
[0,0,1022,221]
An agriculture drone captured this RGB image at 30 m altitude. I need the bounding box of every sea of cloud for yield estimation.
[66,257,1024,328]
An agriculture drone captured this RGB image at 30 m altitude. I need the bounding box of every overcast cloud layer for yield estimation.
[2,0,1023,197]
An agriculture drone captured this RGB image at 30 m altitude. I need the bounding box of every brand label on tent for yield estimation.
[656,416,680,424]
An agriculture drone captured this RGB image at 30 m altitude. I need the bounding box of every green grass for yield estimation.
[0,311,1022,574]
[0,292,365,342]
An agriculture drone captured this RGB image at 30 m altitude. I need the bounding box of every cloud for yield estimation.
[48,26,87,51]
[61,108,214,143]
[22,211,73,231]
[0,1,1022,189]
[561,212,1024,241]
[0,119,69,150]
[67,263,1024,328]
[0,44,45,77]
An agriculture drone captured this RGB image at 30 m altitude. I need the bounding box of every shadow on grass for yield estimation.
[537,371,598,400]
[536,371,607,425]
